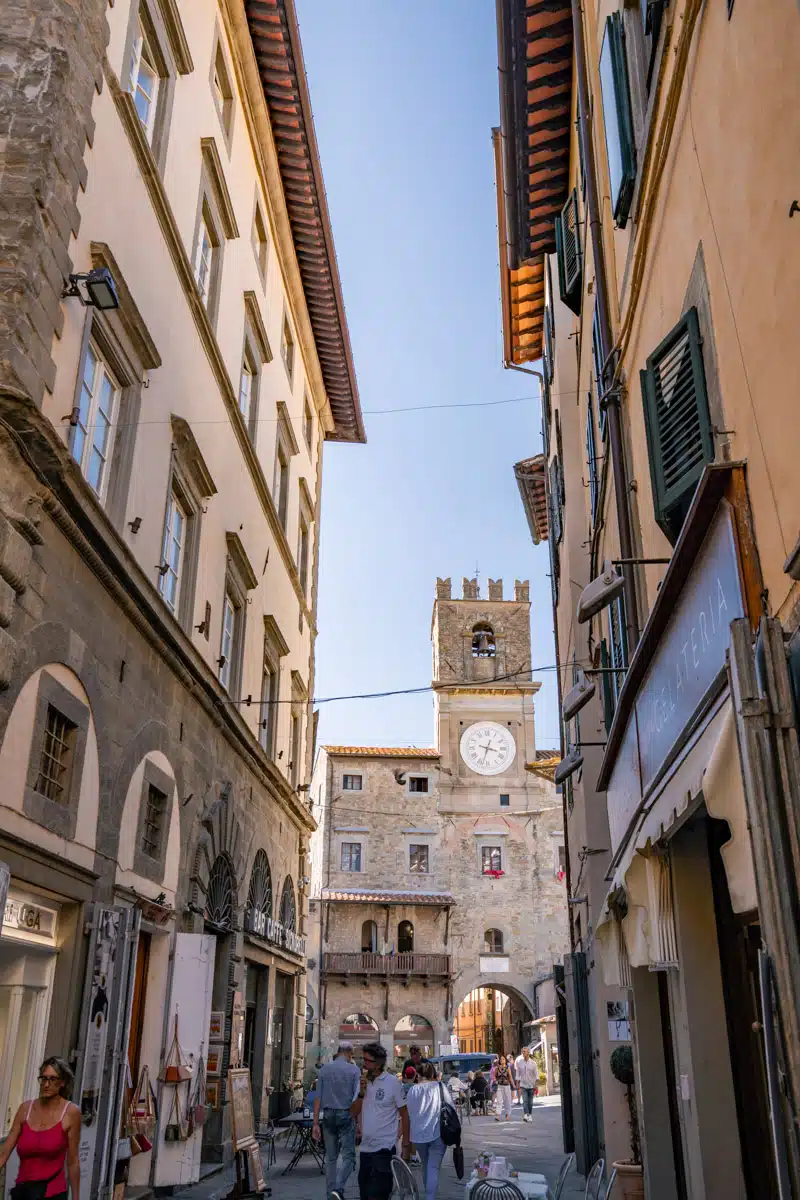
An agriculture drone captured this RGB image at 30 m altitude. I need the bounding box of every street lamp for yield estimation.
[62,267,120,311]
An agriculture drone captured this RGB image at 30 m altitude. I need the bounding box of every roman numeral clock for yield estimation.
[459,721,516,776]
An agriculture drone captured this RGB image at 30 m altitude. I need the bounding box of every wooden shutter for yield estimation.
[543,304,555,384]
[548,457,563,545]
[555,189,582,315]
[586,393,599,523]
[592,307,606,438]
[600,640,615,733]
[640,306,714,544]
[600,13,637,228]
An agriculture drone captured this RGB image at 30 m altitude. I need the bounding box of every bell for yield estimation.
[476,632,491,655]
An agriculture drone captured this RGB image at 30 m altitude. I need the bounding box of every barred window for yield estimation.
[35,706,77,803]
[141,783,168,859]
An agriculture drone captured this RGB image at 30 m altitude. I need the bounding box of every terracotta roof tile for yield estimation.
[321,746,439,758]
[321,888,455,906]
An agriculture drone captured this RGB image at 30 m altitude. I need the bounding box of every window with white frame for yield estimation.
[219,591,238,692]
[194,204,218,308]
[409,844,429,874]
[340,842,362,872]
[290,712,301,787]
[71,342,119,501]
[211,39,233,140]
[281,315,295,381]
[298,517,310,594]
[127,18,161,142]
[158,488,186,613]
[260,615,288,758]
[481,846,502,875]
[239,352,256,429]
[342,773,362,791]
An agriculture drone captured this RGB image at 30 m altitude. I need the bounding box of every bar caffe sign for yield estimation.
[245,907,306,955]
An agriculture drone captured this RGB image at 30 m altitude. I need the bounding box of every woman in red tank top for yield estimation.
[0,1057,80,1200]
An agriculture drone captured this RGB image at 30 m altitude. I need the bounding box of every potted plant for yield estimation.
[609,1046,644,1198]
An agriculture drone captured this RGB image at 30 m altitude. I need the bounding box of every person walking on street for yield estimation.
[493,1055,516,1122]
[514,1047,539,1123]
[312,1041,361,1200]
[402,1045,428,1075]
[403,1063,449,1200]
[351,1042,410,1200]
[0,1057,80,1200]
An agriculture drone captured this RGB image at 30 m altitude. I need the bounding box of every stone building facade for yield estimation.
[0,0,363,1192]
[308,578,567,1069]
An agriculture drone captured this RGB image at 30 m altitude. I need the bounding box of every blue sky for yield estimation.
[296,0,560,753]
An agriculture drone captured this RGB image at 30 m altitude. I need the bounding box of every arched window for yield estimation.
[398,920,414,953]
[472,623,496,658]
[279,877,296,932]
[204,854,236,931]
[484,928,504,953]
[246,849,272,935]
[362,919,378,953]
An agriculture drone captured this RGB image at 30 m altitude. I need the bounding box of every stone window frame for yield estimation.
[273,403,299,532]
[158,415,217,631]
[334,827,370,876]
[209,23,236,154]
[24,672,90,842]
[280,311,296,384]
[251,190,270,288]
[339,840,363,873]
[341,772,363,793]
[238,293,272,444]
[133,758,175,883]
[70,244,162,532]
[408,842,430,875]
[219,531,258,698]
[121,0,192,174]
[296,478,314,598]
[303,391,314,451]
[289,670,307,789]
[259,615,288,758]
[475,836,506,876]
[402,829,435,878]
[405,773,431,797]
[191,138,240,329]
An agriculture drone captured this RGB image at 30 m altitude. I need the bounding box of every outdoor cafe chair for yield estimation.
[585,1159,606,1200]
[472,1181,526,1200]
[553,1152,575,1199]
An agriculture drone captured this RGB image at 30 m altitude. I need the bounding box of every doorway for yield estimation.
[269,972,294,1119]
[126,931,151,1087]
[243,961,269,1127]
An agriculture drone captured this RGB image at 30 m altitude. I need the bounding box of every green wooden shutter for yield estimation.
[599,13,637,228]
[586,393,599,524]
[544,303,555,384]
[600,640,615,733]
[548,457,563,544]
[555,189,582,315]
[641,306,714,544]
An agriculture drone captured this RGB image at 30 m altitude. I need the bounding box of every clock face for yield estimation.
[459,721,516,776]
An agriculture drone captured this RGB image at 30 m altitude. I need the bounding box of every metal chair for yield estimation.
[585,1159,606,1200]
[472,1181,526,1200]
[553,1152,575,1199]
[256,1119,277,1169]
[603,1167,617,1197]
[391,1155,420,1200]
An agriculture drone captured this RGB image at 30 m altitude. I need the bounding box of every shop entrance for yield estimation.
[202,854,237,1162]
[243,961,269,1127]
[269,972,294,1119]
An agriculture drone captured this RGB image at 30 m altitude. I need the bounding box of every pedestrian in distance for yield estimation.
[350,1041,410,1200]
[493,1054,516,1121]
[0,1057,80,1200]
[515,1046,540,1122]
[403,1062,450,1200]
[402,1044,428,1074]
[312,1041,361,1200]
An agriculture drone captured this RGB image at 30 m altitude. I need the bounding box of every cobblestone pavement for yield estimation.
[174,1097,586,1200]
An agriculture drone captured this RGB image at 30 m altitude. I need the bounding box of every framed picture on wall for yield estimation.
[207,1044,223,1076]
[208,1011,225,1041]
[206,1079,221,1110]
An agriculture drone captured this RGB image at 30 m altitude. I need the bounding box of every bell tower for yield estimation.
[432,577,543,812]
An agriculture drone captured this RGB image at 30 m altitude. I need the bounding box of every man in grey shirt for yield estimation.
[313,1042,361,1200]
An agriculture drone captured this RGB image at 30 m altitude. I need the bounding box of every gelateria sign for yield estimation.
[245,908,306,956]
[606,503,744,855]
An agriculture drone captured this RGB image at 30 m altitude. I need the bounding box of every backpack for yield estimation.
[438,1083,462,1147]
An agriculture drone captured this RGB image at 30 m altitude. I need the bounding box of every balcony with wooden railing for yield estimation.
[322,951,452,978]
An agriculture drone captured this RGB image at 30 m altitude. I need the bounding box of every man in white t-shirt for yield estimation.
[515,1047,540,1122]
[350,1042,409,1200]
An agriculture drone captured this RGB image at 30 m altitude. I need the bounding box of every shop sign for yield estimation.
[245,908,306,956]
[4,892,58,940]
[607,503,744,854]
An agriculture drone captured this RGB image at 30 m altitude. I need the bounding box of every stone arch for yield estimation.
[0,661,101,869]
[278,875,296,931]
[115,748,181,902]
[245,848,273,934]
[336,1010,381,1063]
[189,786,246,922]
[453,973,534,1018]
[107,719,185,864]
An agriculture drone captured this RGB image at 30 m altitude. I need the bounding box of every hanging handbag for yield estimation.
[190,1057,208,1130]
[160,1014,192,1083]
[133,1066,157,1141]
[164,1087,184,1143]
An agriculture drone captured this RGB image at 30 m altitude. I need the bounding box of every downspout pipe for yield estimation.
[505,362,576,953]
[571,0,640,652]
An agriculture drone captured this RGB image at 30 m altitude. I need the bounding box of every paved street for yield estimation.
[175,1097,584,1200]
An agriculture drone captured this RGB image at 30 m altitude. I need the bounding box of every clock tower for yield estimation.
[432,575,545,812]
